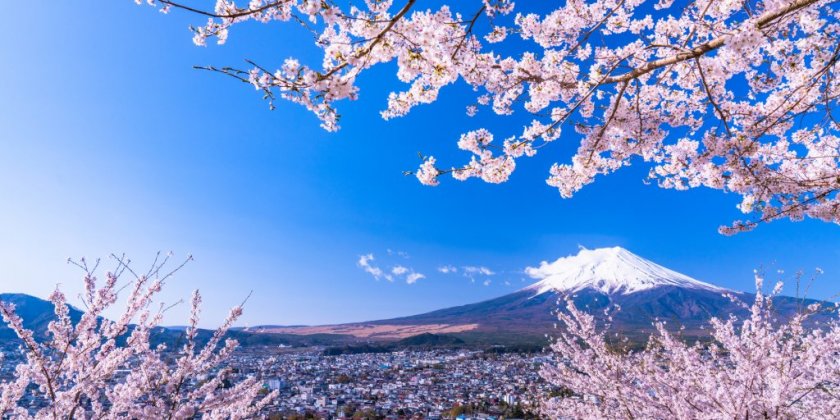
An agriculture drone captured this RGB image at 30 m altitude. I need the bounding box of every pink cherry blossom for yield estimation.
[541,272,840,418]
[0,254,276,418]
[137,0,840,233]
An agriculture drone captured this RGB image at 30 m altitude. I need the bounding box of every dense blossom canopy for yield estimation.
[138,0,840,233]
[541,274,840,418]
[0,255,274,418]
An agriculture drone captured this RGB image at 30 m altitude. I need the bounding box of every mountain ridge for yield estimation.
[3,248,834,348]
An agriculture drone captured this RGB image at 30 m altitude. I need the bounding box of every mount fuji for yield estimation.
[370,246,748,343]
[259,247,831,345]
[5,247,831,348]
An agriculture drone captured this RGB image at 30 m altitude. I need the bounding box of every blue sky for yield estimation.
[0,1,838,327]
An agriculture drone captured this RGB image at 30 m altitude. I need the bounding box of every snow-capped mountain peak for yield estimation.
[524,247,725,295]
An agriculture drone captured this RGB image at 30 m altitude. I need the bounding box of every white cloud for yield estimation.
[406,272,426,285]
[524,263,547,280]
[357,253,389,281]
[453,265,498,286]
[359,250,424,285]
[463,266,495,276]
[437,265,458,274]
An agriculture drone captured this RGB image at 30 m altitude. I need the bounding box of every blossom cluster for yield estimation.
[541,274,840,418]
[138,0,840,232]
[0,254,276,418]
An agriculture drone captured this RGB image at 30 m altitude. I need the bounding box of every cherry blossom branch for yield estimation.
[317,0,417,81]
[157,0,290,19]
[602,0,823,85]
[135,0,840,233]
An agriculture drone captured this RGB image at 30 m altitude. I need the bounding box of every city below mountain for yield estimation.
[1,247,832,348]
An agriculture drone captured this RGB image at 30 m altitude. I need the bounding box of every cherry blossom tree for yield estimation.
[541,273,840,418]
[0,254,276,418]
[134,0,840,233]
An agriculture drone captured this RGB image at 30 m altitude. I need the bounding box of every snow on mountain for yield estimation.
[524,247,726,295]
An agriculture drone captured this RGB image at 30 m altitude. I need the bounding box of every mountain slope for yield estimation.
[265,247,834,345]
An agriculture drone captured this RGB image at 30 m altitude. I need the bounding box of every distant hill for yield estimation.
[0,293,83,341]
[0,293,333,349]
